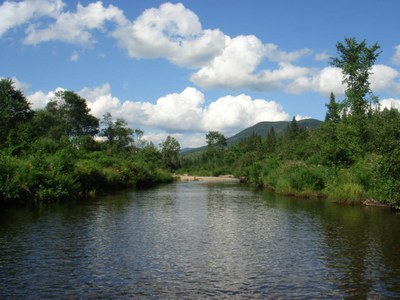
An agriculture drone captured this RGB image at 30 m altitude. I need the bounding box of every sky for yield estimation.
[1,0,400,148]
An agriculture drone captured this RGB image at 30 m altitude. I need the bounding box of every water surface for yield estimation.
[1,182,399,298]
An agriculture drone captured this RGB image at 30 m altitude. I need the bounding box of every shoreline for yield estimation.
[178,175,241,183]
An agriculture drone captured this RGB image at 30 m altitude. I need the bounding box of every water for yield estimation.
[1,182,400,298]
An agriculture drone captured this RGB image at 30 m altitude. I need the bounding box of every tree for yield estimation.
[100,113,133,150]
[265,127,277,153]
[161,136,181,171]
[205,131,227,171]
[206,131,227,148]
[46,90,99,137]
[0,78,33,143]
[325,92,341,123]
[330,37,381,118]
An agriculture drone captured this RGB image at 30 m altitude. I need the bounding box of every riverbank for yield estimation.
[178,174,240,183]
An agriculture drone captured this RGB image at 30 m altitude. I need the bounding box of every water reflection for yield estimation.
[0,182,399,298]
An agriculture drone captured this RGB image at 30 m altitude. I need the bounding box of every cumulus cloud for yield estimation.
[27,90,55,110]
[370,64,399,91]
[78,83,121,117]
[24,1,125,45]
[112,2,225,68]
[0,0,64,37]
[287,66,345,96]
[286,63,400,96]
[75,84,290,138]
[190,35,313,90]
[201,94,289,132]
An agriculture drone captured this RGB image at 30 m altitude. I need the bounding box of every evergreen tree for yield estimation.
[325,92,341,123]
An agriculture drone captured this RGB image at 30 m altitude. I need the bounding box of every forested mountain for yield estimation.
[227,119,323,145]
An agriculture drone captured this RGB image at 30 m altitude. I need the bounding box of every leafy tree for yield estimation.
[330,37,381,118]
[161,136,181,171]
[330,38,381,154]
[205,131,227,171]
[0,78,33,143]
[46,90,99,137]
[206,131,227,148]
[133,129,146,149]
[100,112,133,150]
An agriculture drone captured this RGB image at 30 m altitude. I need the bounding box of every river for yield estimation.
[1,181,399,298]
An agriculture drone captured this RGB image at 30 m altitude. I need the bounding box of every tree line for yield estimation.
[179,38,400,209]
[0,81,181,207]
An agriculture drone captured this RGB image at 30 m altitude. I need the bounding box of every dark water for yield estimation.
[1,182,400,299]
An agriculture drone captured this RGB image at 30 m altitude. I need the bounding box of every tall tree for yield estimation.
[100,113,133,150]
[46,90,99,137]
[330,37,381,118]
[206,131,227,149]
[0,78,33,143]
[205,131,227,170]
[161,136,181,171]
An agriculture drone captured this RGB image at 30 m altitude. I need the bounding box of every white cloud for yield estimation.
[78,83,121,117]
[112,2,225,68]
[0,0,64,37]
[392,45,400,65]
[24,1,125,45]
[370,64,399,92]
[287,63,400,96]
[201,94,289,133]
[74,84,290,141]
[284,66,345,96]
[379,98,400,110]
[27,90,54,110]
[120,87,205,132]
[190,35,313,91]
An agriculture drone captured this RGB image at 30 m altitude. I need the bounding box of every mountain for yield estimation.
[226,118,323,145]
[182,118,323,154]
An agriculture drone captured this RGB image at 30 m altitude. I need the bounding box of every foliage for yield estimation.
[0,81,173,207]
[0,78,33,143]
[330,37,381,118]
[46,90,99,137]
[160,136,181,171]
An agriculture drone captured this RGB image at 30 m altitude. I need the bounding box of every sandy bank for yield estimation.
[178,175,240,183]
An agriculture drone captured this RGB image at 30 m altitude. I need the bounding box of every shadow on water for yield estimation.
[0,182,399,298]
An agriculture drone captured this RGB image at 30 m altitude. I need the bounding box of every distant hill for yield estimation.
[226,118,323,145]
[182,118,323,154]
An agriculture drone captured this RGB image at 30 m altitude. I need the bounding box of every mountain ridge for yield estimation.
[182,118,323,153]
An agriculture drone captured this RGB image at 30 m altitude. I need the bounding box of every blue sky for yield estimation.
[1,0,400,147]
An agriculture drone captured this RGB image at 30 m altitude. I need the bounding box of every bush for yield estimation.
[262,160,331,196]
